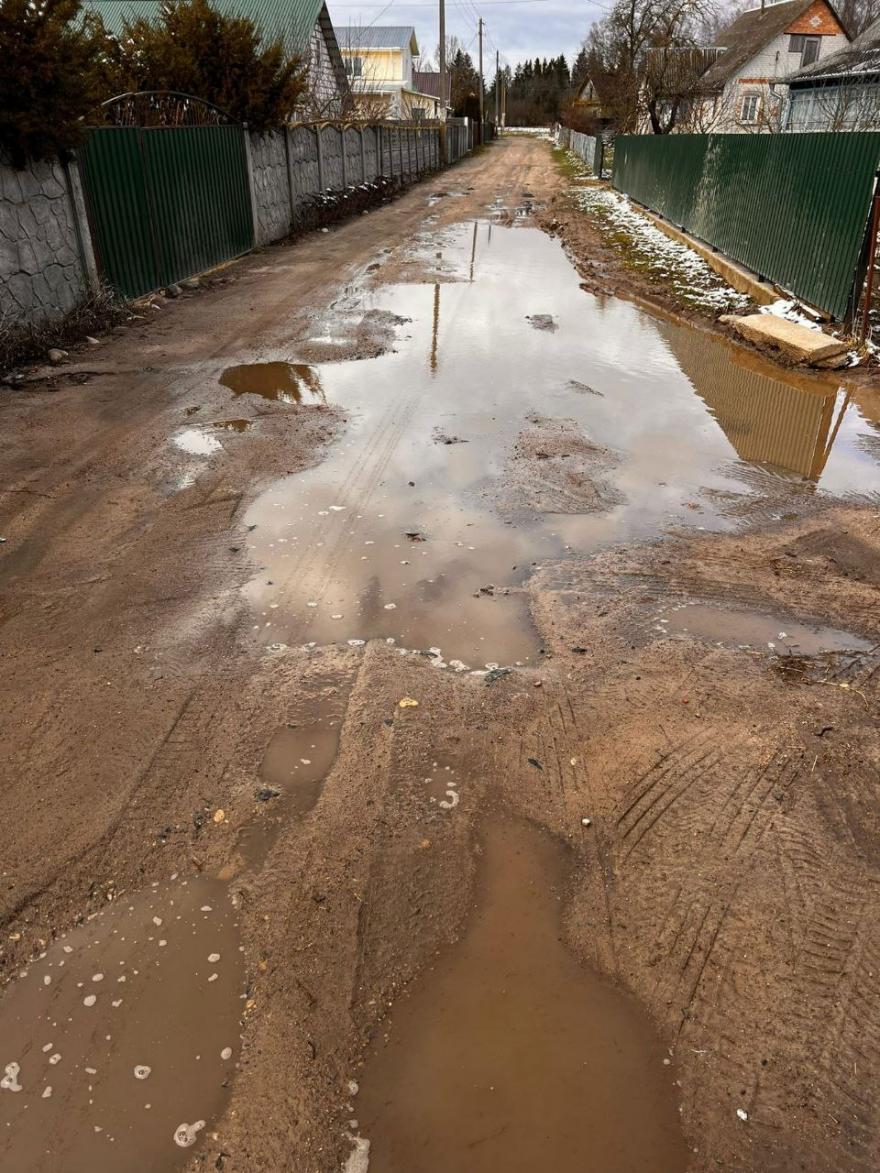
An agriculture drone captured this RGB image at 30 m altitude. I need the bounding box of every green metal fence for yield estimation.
[612,133,880,320]
[79,125,254,299]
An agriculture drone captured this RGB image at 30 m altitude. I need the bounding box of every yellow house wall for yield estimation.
[341,47,404,82]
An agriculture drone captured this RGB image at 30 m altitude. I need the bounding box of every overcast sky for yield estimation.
[327,1,603,75]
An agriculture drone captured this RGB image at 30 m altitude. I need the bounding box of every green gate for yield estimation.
[79,125,254,299]
[612,133,880,321]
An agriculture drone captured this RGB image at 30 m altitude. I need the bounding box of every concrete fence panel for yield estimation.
[249,130,292,247]
[0,156,92,325]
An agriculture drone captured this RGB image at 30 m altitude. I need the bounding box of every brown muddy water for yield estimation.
[352,818,689,1172]
[655,601,875,655]
[235,222,880,670]
[0,878,243,1172]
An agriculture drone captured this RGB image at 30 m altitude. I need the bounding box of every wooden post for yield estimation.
[860,191,880,342]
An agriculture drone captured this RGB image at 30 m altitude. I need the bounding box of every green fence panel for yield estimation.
[612,133,880,320]
[79,125,254,300]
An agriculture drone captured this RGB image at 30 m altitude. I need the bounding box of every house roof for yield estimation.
[413,70,451,102]
[698,0,827,92]
[83,0,326,52]
[338,26,419,54]
[788,14,880,81]
[575,73,616,103]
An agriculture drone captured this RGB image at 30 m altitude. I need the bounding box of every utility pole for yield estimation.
[495,49,500,125]
[439,0,447,160]
[478,18,484,125]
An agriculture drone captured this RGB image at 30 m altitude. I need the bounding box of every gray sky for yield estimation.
[327,1,603,75]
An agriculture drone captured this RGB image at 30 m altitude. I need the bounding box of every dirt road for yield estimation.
[2,135,880,1173]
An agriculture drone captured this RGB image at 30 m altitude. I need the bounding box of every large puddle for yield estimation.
[0,878,243,1171]
[353,818,689,1171]
[236,222,880,669]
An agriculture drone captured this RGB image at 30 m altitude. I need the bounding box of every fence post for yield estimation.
[241,125,260,247]
[342,127,348,188]
[360,127,367,183]
[63,154,100,294]
[316,125,325,190]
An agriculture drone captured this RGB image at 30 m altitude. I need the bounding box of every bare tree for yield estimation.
[838,0,880,35]
[583,0,719,132]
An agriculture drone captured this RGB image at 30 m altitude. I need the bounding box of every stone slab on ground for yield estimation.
[720,312,848,365]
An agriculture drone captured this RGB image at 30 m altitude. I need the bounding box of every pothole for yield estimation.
[656,601,873,655]
[352,818,689,1171]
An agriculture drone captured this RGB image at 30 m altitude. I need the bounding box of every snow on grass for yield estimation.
[558,148,593,182]
[574,187,752,314]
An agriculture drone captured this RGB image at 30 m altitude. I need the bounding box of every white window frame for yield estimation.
[740,93,761,123]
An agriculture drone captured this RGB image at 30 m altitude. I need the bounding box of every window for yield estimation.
[802,36,820,66]
[345,56,363,78]
[789,34,821,66]
[740,93,761,123]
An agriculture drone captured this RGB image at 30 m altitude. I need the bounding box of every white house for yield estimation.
[643,0,852,133]
[694,0,850,131]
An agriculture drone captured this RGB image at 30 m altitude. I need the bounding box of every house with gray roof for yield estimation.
[338,27,445,119]
[83,0,350,117]
[785,15,880,128]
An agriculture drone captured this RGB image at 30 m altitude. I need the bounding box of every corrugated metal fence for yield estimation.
[80,118,490,300]
[558,127,605,177]
[612,133,880,320]
[80,125,253,302]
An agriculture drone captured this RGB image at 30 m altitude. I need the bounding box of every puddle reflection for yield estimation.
[663,324,850,482]
[220,362,325,405]
[236,222,880,668]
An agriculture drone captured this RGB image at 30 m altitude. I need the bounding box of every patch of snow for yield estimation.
[574,189,752,314]
[760,298,822,330]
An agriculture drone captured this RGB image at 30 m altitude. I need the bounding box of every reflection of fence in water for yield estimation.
[662,320,848,482]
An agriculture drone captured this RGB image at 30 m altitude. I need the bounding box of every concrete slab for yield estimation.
[719,313,849,365]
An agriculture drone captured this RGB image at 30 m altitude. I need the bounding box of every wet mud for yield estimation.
[4,135,880,1173]
[355,818,689,1173]
[0,879,243,1172]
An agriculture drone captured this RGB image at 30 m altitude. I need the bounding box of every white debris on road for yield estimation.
[573,188,752,314]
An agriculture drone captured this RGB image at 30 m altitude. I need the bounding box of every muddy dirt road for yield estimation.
[3,135,880,1173]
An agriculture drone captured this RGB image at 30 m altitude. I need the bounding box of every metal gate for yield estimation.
[79,125,254,299]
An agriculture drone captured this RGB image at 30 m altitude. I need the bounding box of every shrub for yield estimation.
[115,0,307,131]
[0,0,110,168]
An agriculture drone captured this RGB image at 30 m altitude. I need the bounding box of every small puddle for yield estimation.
[213,418,253,433]
[172,428,222,456]
[0,877,243,1171]
[353,818,688,1172]
[229,671,351,875]
[220,362,326,404]
[659,602,874,655]
[237,222,880,669]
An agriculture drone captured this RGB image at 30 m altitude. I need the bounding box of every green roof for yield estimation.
[83,0,325,53]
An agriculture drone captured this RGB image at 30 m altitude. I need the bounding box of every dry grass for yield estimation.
[0,284,129,375]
